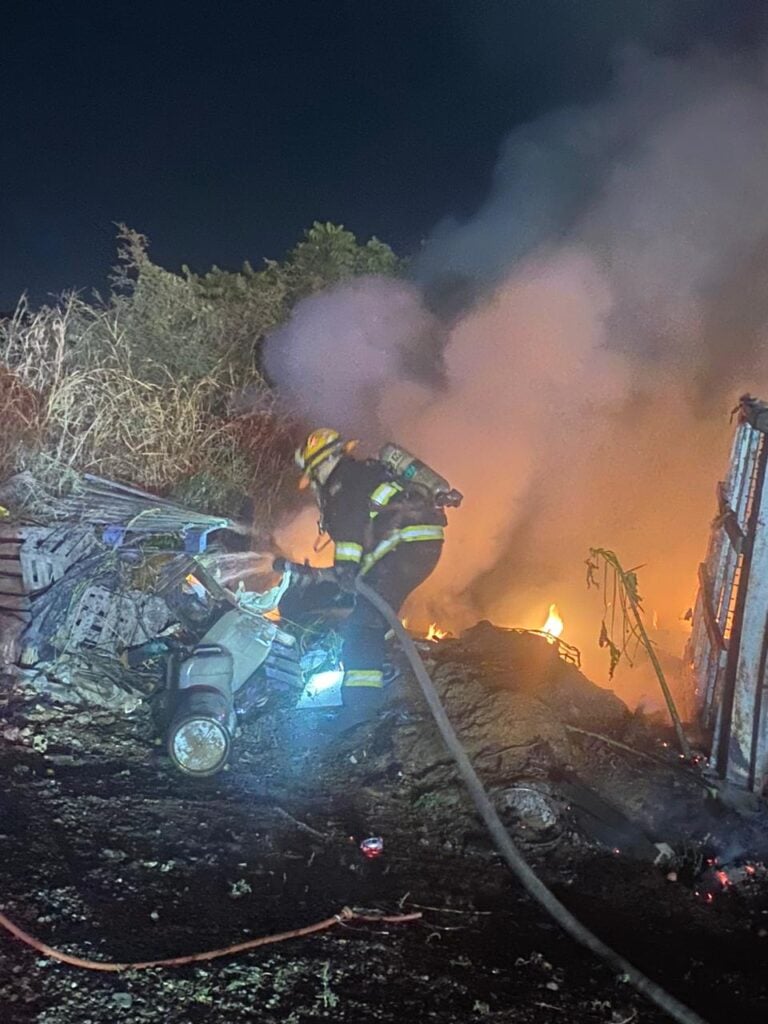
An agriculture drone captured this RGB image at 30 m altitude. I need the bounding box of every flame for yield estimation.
[426,622,448,642]
[542,603,564,639]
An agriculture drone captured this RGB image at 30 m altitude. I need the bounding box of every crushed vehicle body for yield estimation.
[0,472,348,776]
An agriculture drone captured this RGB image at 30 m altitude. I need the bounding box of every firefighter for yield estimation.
[295,428,446,734]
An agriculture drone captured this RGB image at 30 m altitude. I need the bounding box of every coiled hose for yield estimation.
[355,580,710,1024]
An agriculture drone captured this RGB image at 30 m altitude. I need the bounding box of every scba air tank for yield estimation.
[378,443,463,508]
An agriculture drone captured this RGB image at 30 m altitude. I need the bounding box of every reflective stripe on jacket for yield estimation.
[360,523,444,575]
[343,668,384,688]
[334,541,363,564]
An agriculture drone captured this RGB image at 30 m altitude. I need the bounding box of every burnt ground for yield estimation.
[1,625,767,1024]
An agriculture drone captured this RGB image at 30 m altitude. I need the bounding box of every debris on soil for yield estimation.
[1,474,767,1022]
[1,611,768,1022]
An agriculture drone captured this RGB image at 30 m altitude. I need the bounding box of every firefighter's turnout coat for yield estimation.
[318,457,444,690]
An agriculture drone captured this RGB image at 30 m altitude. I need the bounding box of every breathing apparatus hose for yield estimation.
[354,580,710,1024]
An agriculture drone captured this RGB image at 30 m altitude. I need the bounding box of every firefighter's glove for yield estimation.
[334,566,359,593]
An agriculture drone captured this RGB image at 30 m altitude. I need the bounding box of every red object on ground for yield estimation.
[360,837,384,859]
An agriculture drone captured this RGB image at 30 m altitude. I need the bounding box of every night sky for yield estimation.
[2,0,765,309]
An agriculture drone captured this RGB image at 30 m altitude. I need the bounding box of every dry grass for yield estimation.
[0,223,397,521]
[0,366,42,479]
[0,294,292,518]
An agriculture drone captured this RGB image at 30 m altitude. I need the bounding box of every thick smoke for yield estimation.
[265,279,441,439]
[265,46,768,695]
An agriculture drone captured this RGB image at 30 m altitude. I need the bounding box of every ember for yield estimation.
[542,603,564,640]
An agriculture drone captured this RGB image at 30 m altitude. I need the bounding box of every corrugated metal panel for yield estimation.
[691,399,768,792]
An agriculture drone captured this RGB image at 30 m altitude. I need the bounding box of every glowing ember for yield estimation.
[426,622,448,642]
[542,603,564,639]
[715,869,730,888]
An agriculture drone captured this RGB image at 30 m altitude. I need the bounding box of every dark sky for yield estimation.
[1,0,765,308]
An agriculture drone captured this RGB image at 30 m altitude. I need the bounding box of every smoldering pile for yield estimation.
[301,621,768,886]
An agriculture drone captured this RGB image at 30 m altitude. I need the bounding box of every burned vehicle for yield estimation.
[0,474,350,777]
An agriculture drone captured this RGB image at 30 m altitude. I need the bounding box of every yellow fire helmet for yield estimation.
[295,428,357,489]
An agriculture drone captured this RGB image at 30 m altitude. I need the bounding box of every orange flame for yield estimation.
[426,622,448,642]
[542,603,564,639]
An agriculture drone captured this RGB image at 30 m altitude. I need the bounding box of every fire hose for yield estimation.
[0,906,421,972]
[354,579,710,1024]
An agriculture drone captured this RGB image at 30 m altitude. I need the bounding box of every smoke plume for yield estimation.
[265,45,768,695]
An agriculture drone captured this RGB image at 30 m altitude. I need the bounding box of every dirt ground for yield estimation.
[1,628,767,1024]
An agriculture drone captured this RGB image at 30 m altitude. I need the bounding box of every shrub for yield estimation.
[0,222,400,526]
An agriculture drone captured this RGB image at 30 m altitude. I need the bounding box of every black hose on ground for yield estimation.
[355,580,710,1024]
